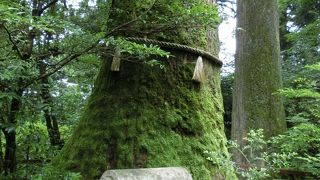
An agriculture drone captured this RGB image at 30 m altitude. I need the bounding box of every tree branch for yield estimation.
[38,0,59,16]
[3,25,23,60]
[24,41,99,88]
[36,49,64,60]
[24,16,146,88]
[106,18,141,36]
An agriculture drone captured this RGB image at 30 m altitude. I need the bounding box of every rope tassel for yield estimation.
[192,56,205,83]
[111,46,121,71]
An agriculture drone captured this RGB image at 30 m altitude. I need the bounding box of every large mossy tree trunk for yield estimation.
[56,52,232,179]
[55,1,235,179]
[231,0,287,167]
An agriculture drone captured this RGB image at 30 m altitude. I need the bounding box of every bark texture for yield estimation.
[55,1,235,179]
[231,0,287,167]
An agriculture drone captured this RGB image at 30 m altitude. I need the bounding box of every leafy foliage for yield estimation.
[221,74,233,138]
[108,0,220,46]
[278,63,320,125]
[206,127,320,179]
[277,0,320,127]
[279,0,320,83]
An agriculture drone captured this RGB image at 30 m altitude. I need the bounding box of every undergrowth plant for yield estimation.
[206,125,320,179]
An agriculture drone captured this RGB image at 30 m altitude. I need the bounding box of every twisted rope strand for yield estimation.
[125,37,223,66]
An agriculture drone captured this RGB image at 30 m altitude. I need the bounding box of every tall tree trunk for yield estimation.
[2,92,21,174]
[39,61,63,148]
[2,129,16,175]
[231,0,287,168]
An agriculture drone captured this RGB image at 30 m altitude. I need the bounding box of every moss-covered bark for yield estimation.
[54,1,235,179]
[231,0,287,166]
[54,51,234,179]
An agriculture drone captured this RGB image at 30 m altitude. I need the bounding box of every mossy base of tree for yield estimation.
[54,52,235,179]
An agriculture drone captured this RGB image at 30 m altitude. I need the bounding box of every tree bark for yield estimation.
[231,0,287,167]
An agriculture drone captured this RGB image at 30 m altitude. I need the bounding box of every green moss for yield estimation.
[54,52,235,179]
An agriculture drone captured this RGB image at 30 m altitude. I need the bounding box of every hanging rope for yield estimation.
[125,37,223,66]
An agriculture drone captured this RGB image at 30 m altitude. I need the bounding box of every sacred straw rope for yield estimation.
[125,37,223,66]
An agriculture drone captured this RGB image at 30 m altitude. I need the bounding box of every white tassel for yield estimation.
[111,47,121,71]
[192,56,205,83]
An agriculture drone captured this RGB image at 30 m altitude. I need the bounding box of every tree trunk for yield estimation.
[2,129,17,175]
[43,106,64,148]
[2,94,21,174]
[55,1,235,179]
[55,52,234,179]
[39,61,64,148]
[231,0,287,167]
